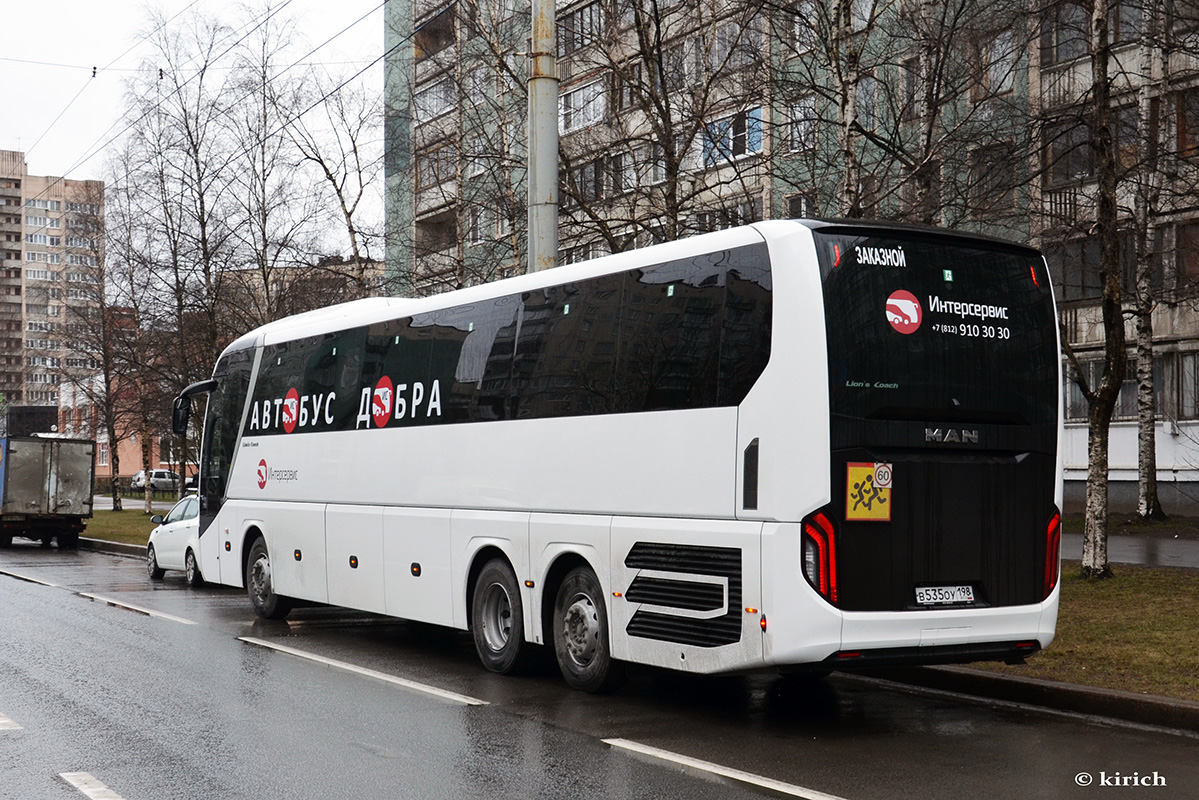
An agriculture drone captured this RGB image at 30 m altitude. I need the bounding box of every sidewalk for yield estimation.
[91,494,174,512]
[1062,531,1199,569]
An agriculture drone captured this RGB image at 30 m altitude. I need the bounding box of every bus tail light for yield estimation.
[801,511,838,606]
[1043,510,1062,600]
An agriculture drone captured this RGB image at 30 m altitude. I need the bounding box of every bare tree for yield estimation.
[283,70,386,297]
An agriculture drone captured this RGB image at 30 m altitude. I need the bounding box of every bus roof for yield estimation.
[219,223,771,359]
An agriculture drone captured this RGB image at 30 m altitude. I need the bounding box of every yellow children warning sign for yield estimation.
[846,462,892,522]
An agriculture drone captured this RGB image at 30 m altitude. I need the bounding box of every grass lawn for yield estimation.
[84,508,159,546]
[973,561,1199,702]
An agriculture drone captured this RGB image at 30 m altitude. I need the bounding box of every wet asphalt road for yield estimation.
[1,545,1197,800]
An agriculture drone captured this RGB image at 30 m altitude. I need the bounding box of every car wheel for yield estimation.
[552,565,624,693]
[185,549,204,586]
[471,559,531,674]
[147,545,166,580]
[246,538,292,620]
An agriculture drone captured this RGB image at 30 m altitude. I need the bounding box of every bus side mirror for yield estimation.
[173,378,219,435]
[172,396,190,435]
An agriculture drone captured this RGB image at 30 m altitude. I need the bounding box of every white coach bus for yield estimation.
[172,220,1063,692]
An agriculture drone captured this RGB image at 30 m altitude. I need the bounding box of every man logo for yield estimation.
[886,290,922,334]
[925,428,979,444]
[257,459,269,490]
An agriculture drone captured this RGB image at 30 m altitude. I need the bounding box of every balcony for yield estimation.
[1040,62,1085,108]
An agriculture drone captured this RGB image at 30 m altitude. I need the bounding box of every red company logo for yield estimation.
[281,388,300,433]
[885,290,922,335]
[257,459,268,490]
[372,376,394,428]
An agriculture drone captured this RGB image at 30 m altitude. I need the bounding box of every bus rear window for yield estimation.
[815,230,1057,427]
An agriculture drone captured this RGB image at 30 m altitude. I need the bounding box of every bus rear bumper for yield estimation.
[819,639,1041,670]
[833,592,1059,667]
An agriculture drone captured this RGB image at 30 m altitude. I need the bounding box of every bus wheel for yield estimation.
[472,559,529,674]
[185,549,204,587]
[246,538,292,620]
[552,566,624,693]
[146,545,165,580]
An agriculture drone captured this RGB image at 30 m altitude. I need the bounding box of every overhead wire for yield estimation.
[23,0,204,162]
[97,0,395,194]
[53,0,388,194]
[20,0,301,207]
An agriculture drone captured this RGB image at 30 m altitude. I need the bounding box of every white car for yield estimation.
[132,469,180,491]
[146,495,202,585]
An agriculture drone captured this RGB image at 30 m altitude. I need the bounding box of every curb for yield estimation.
[80,537,144,558]
[866,665,1199,734]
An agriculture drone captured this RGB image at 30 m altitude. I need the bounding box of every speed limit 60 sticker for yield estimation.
[846,462,893,522]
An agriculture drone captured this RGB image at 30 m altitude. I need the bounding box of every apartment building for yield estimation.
[0,149,103,409]
[384,0,1199,511]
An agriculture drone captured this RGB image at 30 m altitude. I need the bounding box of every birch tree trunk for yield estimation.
[1082,0,1122,579]
[1135,0,1166,520]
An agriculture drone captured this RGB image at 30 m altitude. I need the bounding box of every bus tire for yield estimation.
[147,545,166,580]
[471,559,529,674]
[246,538,292,620]
[552,566,624,693]
[185,549,204,587]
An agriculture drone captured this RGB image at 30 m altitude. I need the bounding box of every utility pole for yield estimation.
[527,0,558,273]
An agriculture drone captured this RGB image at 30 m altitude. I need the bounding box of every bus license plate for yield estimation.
[915,585,975,606]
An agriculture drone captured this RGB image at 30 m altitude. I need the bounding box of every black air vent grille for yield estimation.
[625,577,724,611]
[624,542,742,648]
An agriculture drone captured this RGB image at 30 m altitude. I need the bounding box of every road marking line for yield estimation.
[603,738,851,800]
[77,593,197,625]
[0,568,60,588]
[59,772,126,799]
[238,636,488,706]
[0,712,21,731]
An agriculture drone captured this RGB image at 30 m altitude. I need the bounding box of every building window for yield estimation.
[1045,120,1093,186]
[856,75,876,131]
[1041,1,1089,66]
[416,144,455,190]
[973,29,1015,101]
[787,192,817,218]
[561,2,604,55]
[1111,0,1144,43]
[702,107,762,167]
[711,20,760,72]
[559,80,605,133]
[466,135,486,178]
[900,58,919,121]
[970,144,1016,212]
[788,96,817,152]
[1178,89,1199,158]
[414,77,456,123]
[791,0,817,54]
[97,442,109,467]
[466,206,488,246]
[1068,357,1162,421]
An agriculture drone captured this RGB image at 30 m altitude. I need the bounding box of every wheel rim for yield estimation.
[561,592,600,667]
[147,547,157,576]
[250,553,272,605]
[186,553,196,582]
[479,581,513,652]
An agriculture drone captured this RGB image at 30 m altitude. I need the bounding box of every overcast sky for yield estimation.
[0,0,384,180]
